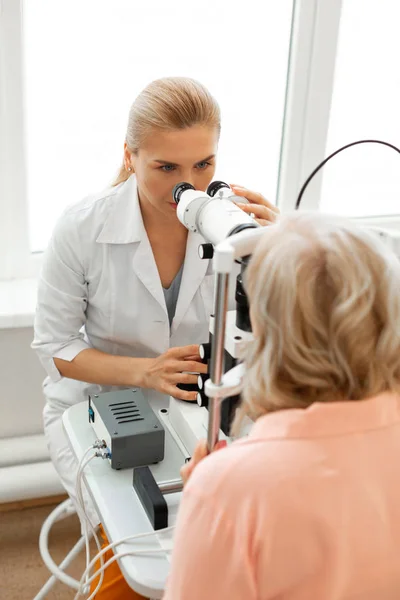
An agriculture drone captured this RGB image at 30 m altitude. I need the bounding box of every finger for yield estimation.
[215,440,228,451]
[196,439,209,460]
[169,386,198,401]
[169,345,200,358]
[255,218,273,227]
[180,462,192,484]
[180,440,208,484]
[192,441,209,466]
[174,372,199,385]
[235,202,278,221]
[174,360,208,374]
[235,201,278,217]
[231,185,279,213]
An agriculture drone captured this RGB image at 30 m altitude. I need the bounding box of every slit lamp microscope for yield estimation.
[133,180,265,529]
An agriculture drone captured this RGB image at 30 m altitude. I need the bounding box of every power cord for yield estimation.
[77,526,175,600]
[295,139,400,210]
[73,440,175,599]
[73,439,108,599]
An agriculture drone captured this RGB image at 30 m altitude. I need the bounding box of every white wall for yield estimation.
[0,326,66,502]
[0,327,46,438]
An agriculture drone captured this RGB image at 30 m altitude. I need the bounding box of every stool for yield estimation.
[33,498,92,599]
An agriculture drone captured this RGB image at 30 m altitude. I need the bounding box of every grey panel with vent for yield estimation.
[90,389,165,470]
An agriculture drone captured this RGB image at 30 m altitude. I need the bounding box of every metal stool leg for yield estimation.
[33,498,90,597]
[33,534,87,599]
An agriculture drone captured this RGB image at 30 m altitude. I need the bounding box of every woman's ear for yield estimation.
[123,143,135,173]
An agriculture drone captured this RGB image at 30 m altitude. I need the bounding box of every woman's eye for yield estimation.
[160,165,176,172]
[196,161,211,170]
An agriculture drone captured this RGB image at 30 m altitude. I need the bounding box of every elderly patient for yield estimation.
[163,212,400,600]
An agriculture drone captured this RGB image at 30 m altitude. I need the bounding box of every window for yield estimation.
[320,0,400,217]
[8,0,396,282]
[23,0,294,252]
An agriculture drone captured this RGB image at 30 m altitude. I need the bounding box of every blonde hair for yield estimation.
[232,212,400,433]
[113,77,221,186]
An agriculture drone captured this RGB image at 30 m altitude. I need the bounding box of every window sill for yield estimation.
[0,216,399,331]
[354,215,400,229]
[0,278,37,329]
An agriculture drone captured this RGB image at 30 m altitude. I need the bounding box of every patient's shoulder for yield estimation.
[185,437,273,502]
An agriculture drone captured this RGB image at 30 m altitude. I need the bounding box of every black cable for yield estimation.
[295,139,400,210]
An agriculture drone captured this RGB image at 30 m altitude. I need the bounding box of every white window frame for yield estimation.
[278,0,400,228]
[0,0,41,281]
[1,0,399,283]
[277,0,343,212]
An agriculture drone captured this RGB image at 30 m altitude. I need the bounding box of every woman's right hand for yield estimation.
[141,344,208,401]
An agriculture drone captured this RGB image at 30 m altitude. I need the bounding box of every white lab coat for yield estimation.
[32,175,215,525]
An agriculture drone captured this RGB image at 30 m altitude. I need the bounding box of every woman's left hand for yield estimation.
[230,184,280,227]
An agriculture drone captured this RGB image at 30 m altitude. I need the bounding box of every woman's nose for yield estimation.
[180,173,196,188]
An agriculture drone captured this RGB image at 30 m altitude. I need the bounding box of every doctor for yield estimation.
[32,76,278,599]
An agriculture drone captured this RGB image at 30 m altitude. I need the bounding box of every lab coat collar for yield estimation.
[96,176,144,244]
[129,226,210,328]
[172,230,209,333]
[96,175,211,324]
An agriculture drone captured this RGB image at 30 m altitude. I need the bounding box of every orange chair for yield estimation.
[90,525,148,599]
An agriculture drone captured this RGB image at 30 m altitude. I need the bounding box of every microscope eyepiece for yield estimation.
[206,180,230,198]
[172,182,195,204]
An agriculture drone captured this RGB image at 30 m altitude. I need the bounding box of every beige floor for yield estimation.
[0,500,94,600]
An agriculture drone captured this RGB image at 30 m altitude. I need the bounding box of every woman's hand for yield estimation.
[181,439,227,485]
[230,184,280,227]
[141,344,207,401]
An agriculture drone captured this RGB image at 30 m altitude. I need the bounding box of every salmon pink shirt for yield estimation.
[164,393,400,600]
